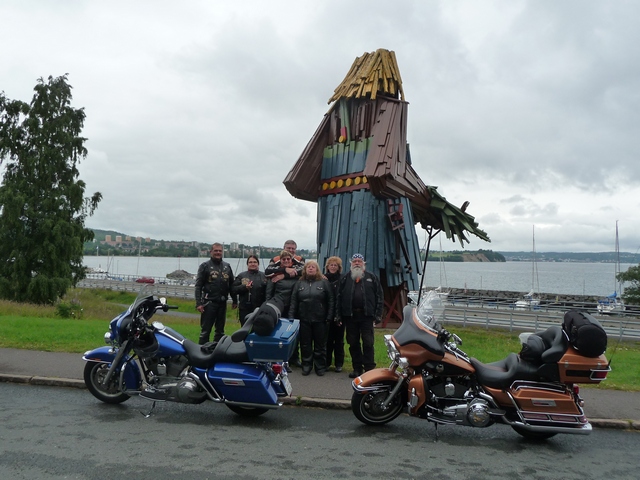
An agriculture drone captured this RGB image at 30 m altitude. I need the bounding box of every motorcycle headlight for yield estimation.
[384,335,399,362]
[397,357,409,370]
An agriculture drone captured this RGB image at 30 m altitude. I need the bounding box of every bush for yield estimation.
[55,298,84,319]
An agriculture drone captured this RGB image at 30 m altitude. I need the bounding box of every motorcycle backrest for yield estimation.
[231,308,258,342]
[519,326,568,365]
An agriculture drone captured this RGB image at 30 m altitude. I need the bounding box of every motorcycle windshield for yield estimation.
[415,290,445,332]
[130,284,156,313]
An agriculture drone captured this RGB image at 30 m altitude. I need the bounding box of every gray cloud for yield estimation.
[1,0,639,254]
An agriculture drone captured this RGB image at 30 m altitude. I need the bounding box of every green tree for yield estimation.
[617,265,640,305]
[0,75,102,304]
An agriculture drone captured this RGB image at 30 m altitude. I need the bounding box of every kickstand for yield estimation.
[140,401,156,418]
[434,423,439,442]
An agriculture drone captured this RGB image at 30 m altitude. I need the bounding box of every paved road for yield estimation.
[1,383,639,480]
[1,346,639,426]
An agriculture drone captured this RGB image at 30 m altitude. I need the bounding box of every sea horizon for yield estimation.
[82,255,634,298]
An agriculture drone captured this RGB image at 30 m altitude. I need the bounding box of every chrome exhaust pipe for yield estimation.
[505,419,593,435]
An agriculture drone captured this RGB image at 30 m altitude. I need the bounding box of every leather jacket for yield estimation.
[265,255,305,278]
[194,258,237,307]
[231,270,267,310]
[265,276,297,316]
[289,278,335,323]
[336,270,383,323]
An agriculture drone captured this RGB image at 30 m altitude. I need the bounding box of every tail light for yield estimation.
[272,364,283,375]
[590,369,609,381]
[572,385,580,395]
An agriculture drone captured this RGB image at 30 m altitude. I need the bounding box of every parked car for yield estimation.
[135,277,155,284]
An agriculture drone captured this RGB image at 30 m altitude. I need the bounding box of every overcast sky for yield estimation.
[2,0,639,254]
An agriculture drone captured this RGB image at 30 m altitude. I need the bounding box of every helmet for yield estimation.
[133,327,158,358]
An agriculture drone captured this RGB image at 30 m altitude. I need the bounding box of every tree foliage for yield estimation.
[617,265,640,305]
[0,75,102,304]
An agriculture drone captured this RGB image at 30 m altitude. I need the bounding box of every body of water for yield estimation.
[82,256,633,297]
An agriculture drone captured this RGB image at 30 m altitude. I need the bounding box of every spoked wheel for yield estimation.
[83,361,130,404]
[511,426,557,440]
[351,384,403,425]
[226,404,269,417]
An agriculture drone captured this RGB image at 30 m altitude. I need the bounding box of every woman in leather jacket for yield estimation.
[324,256,344,372]
[231,255,267,326]
[289,260,335,376]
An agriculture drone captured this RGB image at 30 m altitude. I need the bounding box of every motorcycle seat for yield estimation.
[183,339,219,369]
[211,335,250,364]
[470,353,539,389]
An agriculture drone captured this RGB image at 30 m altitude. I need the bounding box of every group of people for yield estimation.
[194,240,383,379]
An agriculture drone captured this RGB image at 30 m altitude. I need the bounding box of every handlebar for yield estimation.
[438,329,463,347]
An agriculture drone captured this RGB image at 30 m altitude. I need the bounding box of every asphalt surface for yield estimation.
[0,347,638,431]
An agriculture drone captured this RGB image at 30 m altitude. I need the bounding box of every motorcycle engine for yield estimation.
[142,376,207,404]
[466,398,492,427]
[428,375,469,399]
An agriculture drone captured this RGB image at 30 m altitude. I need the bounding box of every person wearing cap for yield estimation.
[336,253,384,378]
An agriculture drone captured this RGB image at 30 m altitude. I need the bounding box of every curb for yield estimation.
[0,374,85,389]
[1,374,638,430]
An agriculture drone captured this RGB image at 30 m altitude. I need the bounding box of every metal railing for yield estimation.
[77,278,640,339]
[443,307,640,340]
[78,278,195,299]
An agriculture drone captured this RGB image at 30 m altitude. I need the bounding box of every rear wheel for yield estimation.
[226,404,269,417]
[511,426,557,440]
[84,361,130,404]
[351,383,403,425]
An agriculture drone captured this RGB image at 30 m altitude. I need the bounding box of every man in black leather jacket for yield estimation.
[265,239,305,279]
[195,243,237,344]
[265,250,301,369]
[336,253,383,378]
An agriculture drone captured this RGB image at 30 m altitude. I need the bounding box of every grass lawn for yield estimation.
[1,288,638,391]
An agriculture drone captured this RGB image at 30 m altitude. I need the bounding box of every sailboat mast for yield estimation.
[615,220,621,295]
[532,225,540,294]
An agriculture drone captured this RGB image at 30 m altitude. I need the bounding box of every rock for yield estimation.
[166,269,194,280]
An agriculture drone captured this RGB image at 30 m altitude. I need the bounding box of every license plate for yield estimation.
[281,374,292,396]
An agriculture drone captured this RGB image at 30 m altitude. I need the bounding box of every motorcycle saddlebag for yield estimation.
[245,318,300,362]
[208,363,278,405]
[562,310,607,357]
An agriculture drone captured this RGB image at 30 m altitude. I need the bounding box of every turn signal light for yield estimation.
[272,364,283,375]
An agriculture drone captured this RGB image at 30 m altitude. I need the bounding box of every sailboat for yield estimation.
[515,226,541,309]
[433,237,450,299]
[597,221,625,315]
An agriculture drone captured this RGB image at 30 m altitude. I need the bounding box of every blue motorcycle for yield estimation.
[82,285,299,417]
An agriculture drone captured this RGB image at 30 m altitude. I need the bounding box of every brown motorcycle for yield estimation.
[351,292,610,439]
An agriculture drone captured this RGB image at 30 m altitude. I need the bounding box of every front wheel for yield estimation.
[84,361,130,404]
[351,384,404,425]
[226,404,269,417]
